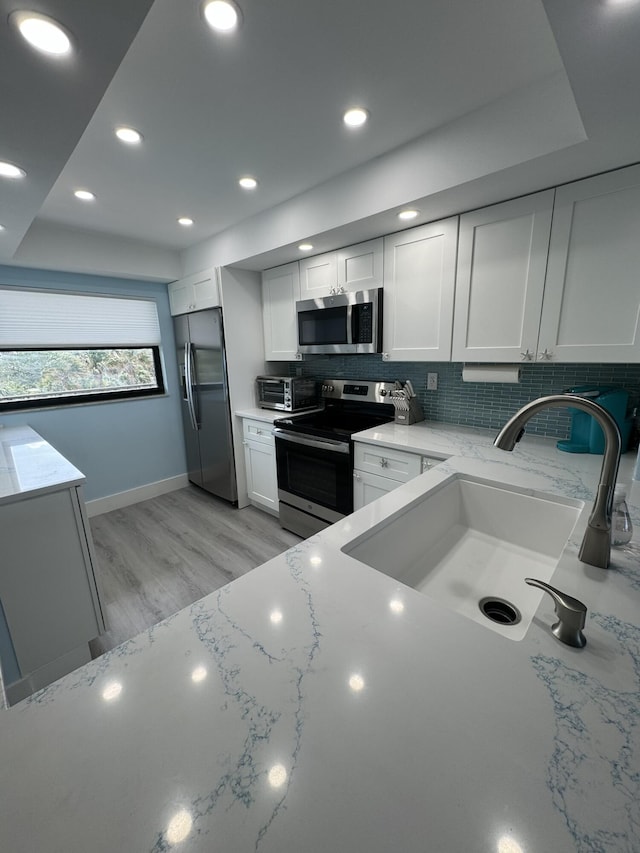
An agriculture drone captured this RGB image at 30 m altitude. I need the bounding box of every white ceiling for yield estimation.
[2,0,640,276]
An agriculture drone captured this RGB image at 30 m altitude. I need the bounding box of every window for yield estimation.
[0,288,165,411]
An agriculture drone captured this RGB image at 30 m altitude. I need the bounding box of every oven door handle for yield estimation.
[273,428,351,454]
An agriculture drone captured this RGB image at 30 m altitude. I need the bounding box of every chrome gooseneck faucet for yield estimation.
[494,394,622,569]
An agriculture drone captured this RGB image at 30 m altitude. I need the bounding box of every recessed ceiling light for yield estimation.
[398,209,419,221]
[178,217,194,226]
[238,176,258,190]
[10,11,72,56]
[0,160,26,179]
[203,0,240,32]
[343,107,369,128]
[74,189,96,201]
[0,224,5,231]
[115,126,143,145]
[298,243,314,252]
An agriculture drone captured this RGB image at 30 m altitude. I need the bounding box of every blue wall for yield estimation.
[0,265,186,501]
[284,356,640,439]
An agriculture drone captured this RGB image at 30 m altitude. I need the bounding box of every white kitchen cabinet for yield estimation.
[299,239,383,297]
[538,164,640,362]
[337,239,383,292]
[382,218,458,361]
[353,442,441,510]
[0,485,105,704]
[262,263,302,361]
[168,268,220,316]
[452,191,554,363]
[299,252,338,297]
[242,418,278,513]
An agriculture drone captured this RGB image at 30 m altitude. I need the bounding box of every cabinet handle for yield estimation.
[257,429,263,435]
[295,353,303,360]
[382,352,389,361]
[380,458,388,468]
[422,458,431,472]
[538,348,553,361]
[242,440,248,446]
[520,349,533,361]
[354,472,361,481]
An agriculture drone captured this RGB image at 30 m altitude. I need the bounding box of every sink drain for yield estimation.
[479,597,522,626]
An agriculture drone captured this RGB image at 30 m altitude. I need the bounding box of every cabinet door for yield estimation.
[353,469,399,510]
[539,165,640,362]
[452,191,553,363]
[262,263,302,361]
[336,239,383,292]
[382,218,458,361]
[0,490,101,676]
[299,252,338,297]
[168,279,195,316]
[244,439,278,511]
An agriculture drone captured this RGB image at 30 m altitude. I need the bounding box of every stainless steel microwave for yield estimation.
[296,288,383,355]
[256,375,318,411]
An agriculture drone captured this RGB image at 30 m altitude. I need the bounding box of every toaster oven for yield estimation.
[256,376,318,412]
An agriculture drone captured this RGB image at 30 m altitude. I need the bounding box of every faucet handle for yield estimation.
[525,577,587,648]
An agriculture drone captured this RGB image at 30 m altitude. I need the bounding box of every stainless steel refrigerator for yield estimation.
[174,308,238,503]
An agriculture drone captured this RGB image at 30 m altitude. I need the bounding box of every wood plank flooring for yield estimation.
[89,486,301,656]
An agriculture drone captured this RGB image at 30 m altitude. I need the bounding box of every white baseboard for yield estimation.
[85,474,190,517]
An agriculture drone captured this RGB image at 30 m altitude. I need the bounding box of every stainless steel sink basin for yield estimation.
[342,473,583,640]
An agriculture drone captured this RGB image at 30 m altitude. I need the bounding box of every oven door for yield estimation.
[274,429,353,523]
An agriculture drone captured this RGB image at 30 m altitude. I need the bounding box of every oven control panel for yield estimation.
[320,379,397,404]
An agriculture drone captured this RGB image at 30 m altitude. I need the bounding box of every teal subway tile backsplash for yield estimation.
[281,357,640,439]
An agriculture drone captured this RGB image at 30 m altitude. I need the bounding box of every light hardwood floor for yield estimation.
[89,486,301,655]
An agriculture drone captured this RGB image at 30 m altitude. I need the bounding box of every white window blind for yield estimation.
[0,288,161,347]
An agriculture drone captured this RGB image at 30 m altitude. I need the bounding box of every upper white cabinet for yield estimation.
[299,239,383,297]
[336,239,383,292]
[299,252,338,297]
[539,165,640,362]
[452,191,554,363]
[168,268,220,316]
[262,262,302,361]
[382,218,458,361]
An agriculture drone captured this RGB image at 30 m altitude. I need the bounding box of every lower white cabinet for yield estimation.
[0,484,106,704]
[353,442,442,510]
[242,418,278,513]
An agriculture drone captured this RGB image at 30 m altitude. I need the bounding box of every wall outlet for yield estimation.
[427,372,438,391]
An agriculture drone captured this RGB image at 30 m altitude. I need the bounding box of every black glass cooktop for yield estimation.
[275,401,394,441]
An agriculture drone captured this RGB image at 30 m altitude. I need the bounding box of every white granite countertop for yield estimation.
[0,424,85,505]
[1,421,639,852]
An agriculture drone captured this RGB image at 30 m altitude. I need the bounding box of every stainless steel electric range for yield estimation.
[273,379,396,537]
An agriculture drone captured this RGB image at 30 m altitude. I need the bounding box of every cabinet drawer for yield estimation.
[354,443,422,483]
[243,418,274,445]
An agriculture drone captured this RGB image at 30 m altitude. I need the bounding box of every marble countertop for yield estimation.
[0,424,85,505]
[1,422,639,851]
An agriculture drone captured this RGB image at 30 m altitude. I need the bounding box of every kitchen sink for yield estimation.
[342,473,583,640]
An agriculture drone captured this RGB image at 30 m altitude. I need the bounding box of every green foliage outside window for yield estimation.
[0,348,162,408]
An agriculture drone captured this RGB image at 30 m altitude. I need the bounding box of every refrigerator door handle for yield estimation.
[184,342,199,431]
